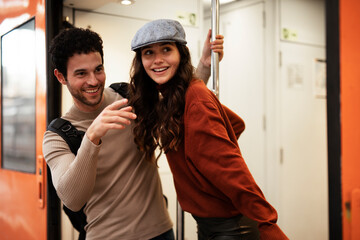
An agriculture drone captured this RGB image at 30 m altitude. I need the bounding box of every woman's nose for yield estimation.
[153,53,164,64]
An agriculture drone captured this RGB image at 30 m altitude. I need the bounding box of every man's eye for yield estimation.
[76,72,86,76]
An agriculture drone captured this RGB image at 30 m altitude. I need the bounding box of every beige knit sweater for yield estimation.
[43,87,172,240]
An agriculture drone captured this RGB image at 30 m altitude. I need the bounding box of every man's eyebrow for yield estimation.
[74,68,86,74]
[73,64,103,73]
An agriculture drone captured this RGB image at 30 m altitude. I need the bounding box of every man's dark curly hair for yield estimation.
[49,27,104,77]
[129,43,194,162]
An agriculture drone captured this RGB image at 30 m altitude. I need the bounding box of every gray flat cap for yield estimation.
[131,19,187,51]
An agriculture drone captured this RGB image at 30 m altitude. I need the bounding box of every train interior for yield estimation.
[61,0,327,239]
[0,0,338,239]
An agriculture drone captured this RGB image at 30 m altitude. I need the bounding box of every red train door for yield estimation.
[0,0,48,239]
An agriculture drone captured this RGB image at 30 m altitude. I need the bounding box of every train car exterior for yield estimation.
[0,0,62,239]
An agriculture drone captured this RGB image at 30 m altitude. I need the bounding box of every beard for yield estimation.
[68,83,105,109]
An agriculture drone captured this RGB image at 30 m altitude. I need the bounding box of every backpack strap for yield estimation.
[109,82,129,98]
[47,118,86,240]
[62,205,87,239]
[47,118,85,155]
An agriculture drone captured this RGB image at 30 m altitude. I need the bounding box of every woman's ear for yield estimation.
[54,69,67,85]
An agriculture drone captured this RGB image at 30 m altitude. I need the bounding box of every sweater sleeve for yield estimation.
[194,61,211,85]
[185,101,288,240]
[42,130,101,211]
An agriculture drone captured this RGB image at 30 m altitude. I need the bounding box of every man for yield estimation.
[43,27,223,240]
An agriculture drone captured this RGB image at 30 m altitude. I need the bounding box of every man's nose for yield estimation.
[87,72,98,84]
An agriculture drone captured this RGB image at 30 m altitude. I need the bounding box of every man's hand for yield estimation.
[200,29,224,68]
[86,99,137,145]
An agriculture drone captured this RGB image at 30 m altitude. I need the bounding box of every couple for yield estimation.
[43,19,288,240]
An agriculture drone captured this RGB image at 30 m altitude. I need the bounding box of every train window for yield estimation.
[1,19,36,173]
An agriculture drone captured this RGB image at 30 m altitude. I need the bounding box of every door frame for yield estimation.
[325,0,342,239]
[45,0,63,239]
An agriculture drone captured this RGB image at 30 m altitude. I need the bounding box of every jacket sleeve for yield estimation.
[42,130,101,211]
[222,104,245,139]
[185,101,288,240]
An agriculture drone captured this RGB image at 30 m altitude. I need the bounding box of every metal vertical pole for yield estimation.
[176,2,220,239]
[211,0,220,98]
[176,200,184,240]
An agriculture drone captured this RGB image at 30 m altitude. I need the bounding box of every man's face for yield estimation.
[59,52,106,112]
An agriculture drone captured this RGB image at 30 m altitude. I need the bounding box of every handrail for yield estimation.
[211,0,220,98]
[176,201,184,240]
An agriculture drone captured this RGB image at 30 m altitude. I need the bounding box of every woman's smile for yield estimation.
[141,42,180,85]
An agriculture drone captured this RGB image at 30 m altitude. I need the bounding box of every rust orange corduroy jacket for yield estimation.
[166,79,288,240]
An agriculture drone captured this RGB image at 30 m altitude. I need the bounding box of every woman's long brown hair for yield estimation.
[129,43,194,162]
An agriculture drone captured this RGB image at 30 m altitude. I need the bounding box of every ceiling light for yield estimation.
[120,0,135,5]
[221,0,236,4]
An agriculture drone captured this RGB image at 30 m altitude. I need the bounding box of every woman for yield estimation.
[129,19,288,240]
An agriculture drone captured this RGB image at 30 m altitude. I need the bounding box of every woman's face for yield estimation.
[141,42,180,85]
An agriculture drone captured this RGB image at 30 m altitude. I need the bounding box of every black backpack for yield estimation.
[47,83,129,240]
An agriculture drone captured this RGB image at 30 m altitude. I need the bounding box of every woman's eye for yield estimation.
[143,50,152,55]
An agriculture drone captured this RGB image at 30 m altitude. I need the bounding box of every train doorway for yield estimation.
[0,0,62,239]
[0,12,47,240]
